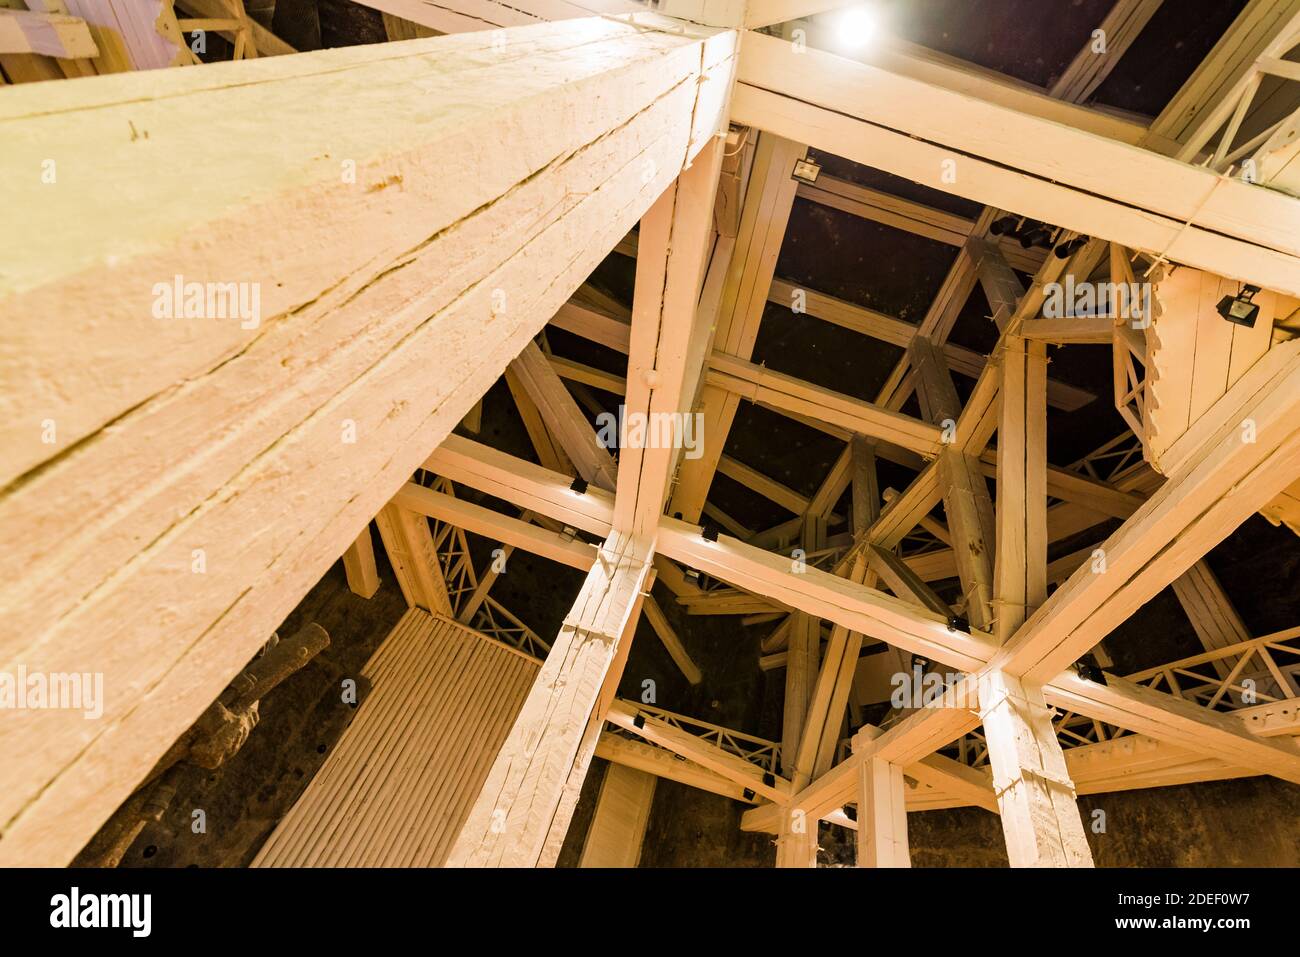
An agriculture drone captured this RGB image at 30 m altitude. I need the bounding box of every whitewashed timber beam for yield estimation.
[732,31,1300,295]
[0,15,735,867]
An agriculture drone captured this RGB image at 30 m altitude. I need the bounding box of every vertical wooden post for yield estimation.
[855,737,910,868]
[341,525,380,599]
[375,503,453,615]
[979,670,1094,867]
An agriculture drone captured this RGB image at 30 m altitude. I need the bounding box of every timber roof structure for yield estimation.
[2,0,1300,871]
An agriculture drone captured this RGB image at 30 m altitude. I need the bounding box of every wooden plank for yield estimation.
[595,732,759,803]
[510,340,617,491]
[0,18,736,867]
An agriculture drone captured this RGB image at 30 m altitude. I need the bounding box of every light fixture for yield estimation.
[1053,237,1088,259]
[569,476,588,494]
[701,522,720,543]
[1216,284,1261,327]
[791,157,821,185]
[1074,655,1107,685]
[834,5,878,50]
[945,615,968,634]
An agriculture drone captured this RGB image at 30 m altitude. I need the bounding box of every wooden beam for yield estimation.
[0,9,96,57]
[578,763,656,868]
[0,17,737,867]
[341,525,381,599]
[375,503,454,615]
[978,670,1094,867]
[393,482,599,571]
[509,341,617,491]
[854,731,911,867]
[595,732,759,804]
[448,532,653,866]
[669,132,807,523]
[1052,0,1165,105]
[616,133,730,537]
[732,32,1300,295]
[605,701,791,803]
[707,353,946,455]
[642,595,703,685]
[993,336,1049,643]
[767,278,1096,411]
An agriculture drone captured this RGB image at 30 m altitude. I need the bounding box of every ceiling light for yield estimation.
[834,5,877,50]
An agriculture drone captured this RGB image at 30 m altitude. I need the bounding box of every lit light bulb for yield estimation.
[836,6,876,50]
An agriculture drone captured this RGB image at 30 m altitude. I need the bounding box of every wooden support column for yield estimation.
[979,670,1094,867]
[855,732,910,868]
[668,132,807,522]
[912,336,996,628]
[448,531,653,867]
[993,336,1049,642]
[782,515,825,776]
[341,525,381,599]
[375,504,453,615]
[616,133,730,537]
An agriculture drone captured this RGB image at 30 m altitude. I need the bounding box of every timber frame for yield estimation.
[3,0,1300,869]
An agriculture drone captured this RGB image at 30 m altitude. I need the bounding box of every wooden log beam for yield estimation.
[448,531,653,866]
[341,525,381,599]
[669,132,807,523]
[979,670,1095,867]
[0,17,736,866]
[732,32,1300,295]
[509,341,617,491]
[642,595,703,685]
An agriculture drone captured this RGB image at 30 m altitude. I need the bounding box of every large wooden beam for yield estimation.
[509,341,617,491]
[448,531,653,866]
[0,17,737,866]
[668,132,807,523]
[615,133,730,538]
[732,32,1300,295]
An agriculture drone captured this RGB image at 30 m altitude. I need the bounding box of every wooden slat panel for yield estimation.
[252,609,538,867]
